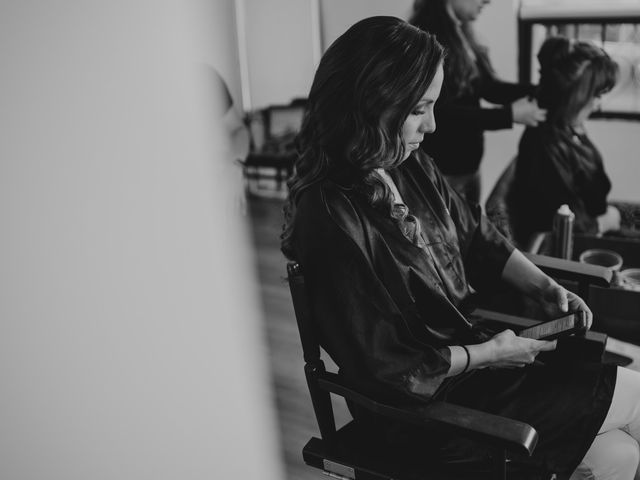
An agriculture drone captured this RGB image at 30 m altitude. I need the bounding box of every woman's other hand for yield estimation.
[538,281,593,329]
[487,329,556,368]
[501,250,593,329]
[597,205,621,235]
[512,97,547,126]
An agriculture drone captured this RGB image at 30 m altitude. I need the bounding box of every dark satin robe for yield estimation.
[512,124,612,246]
[290,151,615,473]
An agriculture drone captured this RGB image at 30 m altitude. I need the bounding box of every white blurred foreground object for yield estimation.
[0,2,283,480]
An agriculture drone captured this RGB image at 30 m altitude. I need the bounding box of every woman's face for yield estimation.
[401,64,444,161]
[574,94,602,126]
[448,0,490,22]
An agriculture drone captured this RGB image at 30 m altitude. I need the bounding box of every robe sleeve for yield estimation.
[434,102,512,132]
[433,58,535,133]
[477,77,535,106]
[429,160,515,291]
[292,186,452,402]
[475,52,535,106]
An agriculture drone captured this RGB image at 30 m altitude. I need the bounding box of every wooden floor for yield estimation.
[247,195,330,480]
[247,194,640,480]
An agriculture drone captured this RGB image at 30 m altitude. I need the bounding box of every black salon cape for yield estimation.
[511,124,612,246]
[290,151,615,474]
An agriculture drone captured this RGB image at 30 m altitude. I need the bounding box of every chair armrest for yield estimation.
[524,252,612,288]
[317,371,538,457]
[471,308,538,329]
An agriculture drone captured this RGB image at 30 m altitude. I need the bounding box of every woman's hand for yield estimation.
[501,250,593,329]
[537,281,593,329]
[486,329,556,368]
[597,205,621,235]
[511,97,547,126]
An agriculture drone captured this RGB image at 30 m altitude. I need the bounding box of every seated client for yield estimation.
[282,17,640,479]
[511,36,639,247]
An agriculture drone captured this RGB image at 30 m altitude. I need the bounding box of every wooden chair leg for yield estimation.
[494,449,506,480]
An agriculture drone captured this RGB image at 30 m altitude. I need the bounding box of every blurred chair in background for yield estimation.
[243,99,305,199]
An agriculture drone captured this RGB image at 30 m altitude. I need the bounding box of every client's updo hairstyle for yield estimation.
[536,36,618,125]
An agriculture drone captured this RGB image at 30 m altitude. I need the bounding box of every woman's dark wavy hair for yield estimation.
[537,36,618,125]
[409,0,491,97]
[281,16,444,258]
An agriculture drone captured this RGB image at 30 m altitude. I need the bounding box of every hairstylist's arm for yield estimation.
[501,249,593,328]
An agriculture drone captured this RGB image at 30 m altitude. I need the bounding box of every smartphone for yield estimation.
[518,312,588,341]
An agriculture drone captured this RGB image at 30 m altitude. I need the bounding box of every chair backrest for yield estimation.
[485,157,518,244]
[286,262,338,444]
[266,103,305,140]
[286,261,547,479]
[286,262,321,366]
[486,157,551,254]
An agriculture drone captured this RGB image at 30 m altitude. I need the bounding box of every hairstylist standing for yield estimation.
[410,0,546,203]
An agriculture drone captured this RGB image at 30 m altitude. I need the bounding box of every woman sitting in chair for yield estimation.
[511,36,640,247]
[282,16,640,479]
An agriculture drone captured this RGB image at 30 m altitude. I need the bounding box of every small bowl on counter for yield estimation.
[578,249,624,271]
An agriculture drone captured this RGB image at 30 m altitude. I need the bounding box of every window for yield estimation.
[519,0,640,119]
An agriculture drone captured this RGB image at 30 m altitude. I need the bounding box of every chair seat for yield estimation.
[302,421,550,480]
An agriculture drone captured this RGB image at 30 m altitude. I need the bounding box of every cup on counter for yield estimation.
[578,248,624,271]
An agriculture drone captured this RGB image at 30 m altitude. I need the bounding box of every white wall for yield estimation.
[0,1,283,479]
[242,0,318,109]
[474,0,525,204]
[209,0,244,108]
[320,0,413,50]
[589,121,640,203]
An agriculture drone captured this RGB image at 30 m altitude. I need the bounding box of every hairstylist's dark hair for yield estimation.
[409,0,491,97]
[281,16,444,258]
[537,36,618,125]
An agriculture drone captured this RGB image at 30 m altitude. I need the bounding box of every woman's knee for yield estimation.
[572,429,639,480]
[609,434,640,476]
[601,367,640,438]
